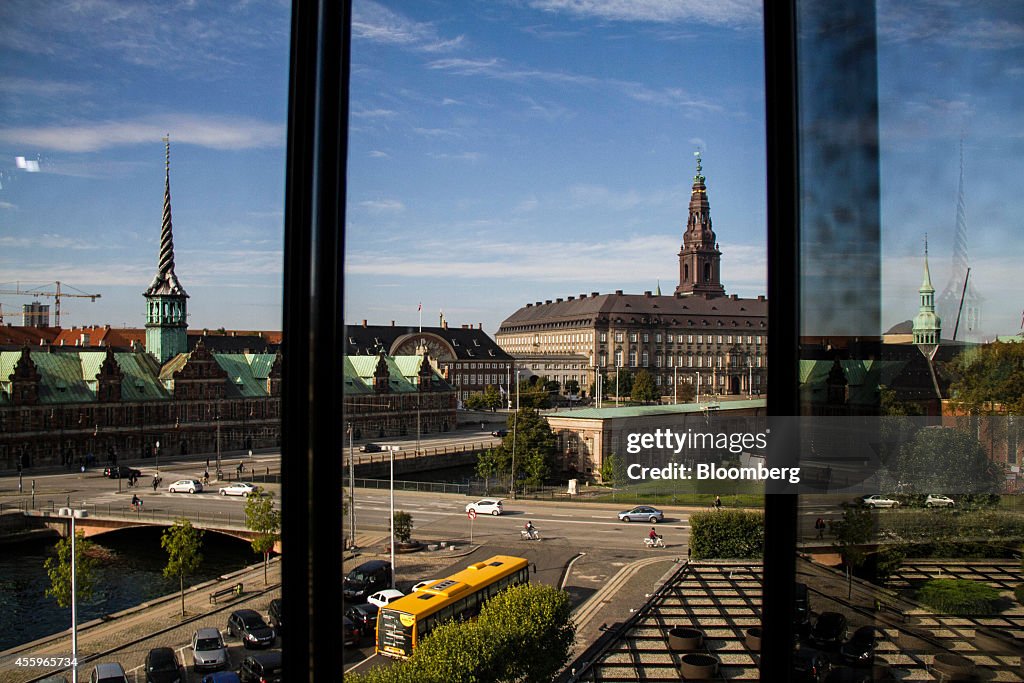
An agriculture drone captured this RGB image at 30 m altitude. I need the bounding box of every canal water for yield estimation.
[0,527,258,652]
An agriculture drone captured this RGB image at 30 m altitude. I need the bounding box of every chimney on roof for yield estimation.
[579,294,586,299]
[104,324,110,330]
[442,320,448,330]
[362,320,367,328]
[461,324,469,329]
[203,328,209,335]
[535,302,542,306]
[615,290,623,295]
[545,300,552,304]
[526,303,532,308]
[730,294,738,300]
[478,323,482,330]
[757,295,766,301]
[556,298,563,303]
[567,296,575,301]
[391,320,395,326]
[231,331,236,337]
[644,291,652,297]
[591,292,599,297]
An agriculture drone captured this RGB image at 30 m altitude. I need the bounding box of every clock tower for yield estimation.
[675,153,725,297]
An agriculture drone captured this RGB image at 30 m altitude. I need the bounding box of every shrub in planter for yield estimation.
[916,578,1000,615]
[393,510,414,544]
[689,509,764,559]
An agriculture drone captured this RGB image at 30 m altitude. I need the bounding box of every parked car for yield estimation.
[201,673,241,683]
[343,616,361,648]
[794,582,811,639]
[465,499,504,516]
[367,588,405,607]
[263,598,281,635]
[860,494,899,509]
[236,652,282,683]
[103,466,141,479]
[411,580,438,592]
[343,559,392,602]
[810,611,849,649]
[90,663,129,683]
[840,626,877,666]
[219,482,257,497]
[227,609,276,649]
[924,494,955,508]
[490,429,508,437]
[617,505,664,523]
[192,627,229,671]
[168,479,203,494]
[360,443,382,453]
[792,647,832,682]
[345,602,379,634]
[144,647,184,683]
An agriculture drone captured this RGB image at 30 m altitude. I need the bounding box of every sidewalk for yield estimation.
[0,559,281,683]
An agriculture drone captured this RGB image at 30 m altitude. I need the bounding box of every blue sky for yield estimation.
[1,1,1021,340]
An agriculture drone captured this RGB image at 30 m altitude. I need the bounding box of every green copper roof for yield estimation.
[212,353,277,398]
[548,398,766,420]
[0,349,170,404]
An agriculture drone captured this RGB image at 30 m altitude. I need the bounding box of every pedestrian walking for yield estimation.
[815,517,826,540]
[713,495,722,510]
[152,475,160,491]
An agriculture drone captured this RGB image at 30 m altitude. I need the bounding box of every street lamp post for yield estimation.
[215,414,222,480]
[385,445,401,587]
[70,511,83,683]
[155,440,160,473]
[347,423,356,550]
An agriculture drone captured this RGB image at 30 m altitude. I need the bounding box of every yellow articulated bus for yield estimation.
[376,555,530,658]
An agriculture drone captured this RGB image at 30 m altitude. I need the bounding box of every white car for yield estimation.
[860,494,899,509]
[219,482,257,497]
[465,499,504,516]
[367,588,405,608]
[411,580,438,592]
[168,479,203,494]
[924,494,955,508]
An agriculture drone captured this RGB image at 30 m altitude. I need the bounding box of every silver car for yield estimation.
[168,479,203,494]
[617,505,664,523]
[192,627,228,671]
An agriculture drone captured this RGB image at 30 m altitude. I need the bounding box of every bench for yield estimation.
[209,582,243,605]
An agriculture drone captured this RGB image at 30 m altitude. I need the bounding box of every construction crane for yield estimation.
[0,281,101,327]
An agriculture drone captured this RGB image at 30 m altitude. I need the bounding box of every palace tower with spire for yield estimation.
[144,137,189,364]
[913,237,942,353]
[676,153,725,297]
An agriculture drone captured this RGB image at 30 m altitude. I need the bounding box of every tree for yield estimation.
[481,385,503,411]
[393,510,413,544]
[672,380,696,403]
[516,378,550,409]
[489,408,559,486]
[45,532,98,608]
[631,369,658,403]
[829,507,874,594]
[564,379,580,396]
[947,341,1024,415]
[478,583,574,683]
[161,519,204,616]
[615,369,634,398]
[600,453,623,485]
[245,490,281,585]
[463,392,487,410]
[885,426,1003,495]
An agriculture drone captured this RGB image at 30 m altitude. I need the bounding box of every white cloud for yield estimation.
[0,114,284,152]
[0,201,16,210]
[358,199,406,213]
[353,1,464,52]
[527,0,761,28]
[0,233,103,250]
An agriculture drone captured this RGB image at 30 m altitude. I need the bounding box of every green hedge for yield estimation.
[689,509,764,559]
[347,583,574,683]
[916,578,1001,615]
[879,510,1024,543]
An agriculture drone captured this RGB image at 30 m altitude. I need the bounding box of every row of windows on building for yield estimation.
[605,333,765,345]
[603,352,766,368]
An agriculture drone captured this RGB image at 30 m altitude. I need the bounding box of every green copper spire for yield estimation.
[144,136,189,364]
[913,235,941,347]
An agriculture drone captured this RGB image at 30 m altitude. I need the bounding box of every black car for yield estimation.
[360,443,382,453]
[839,626,877,666]
[227,609,276,649]
[811,612,849,650]
[345,602,379,635]
[237,652,282,683]
[793,647,832,682]
[268,598,282,634]
[144,647,184,683]
[343,559,392,603]
[490,429,508,437]
[103,465,142,479]
[343,616,361,648]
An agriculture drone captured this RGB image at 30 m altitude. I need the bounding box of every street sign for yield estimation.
[467,509,477,520]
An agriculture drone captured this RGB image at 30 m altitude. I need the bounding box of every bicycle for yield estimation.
[520,528,541,541]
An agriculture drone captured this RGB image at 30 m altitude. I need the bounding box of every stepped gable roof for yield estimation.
[498,292,767,330]
[0,348,168,404]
